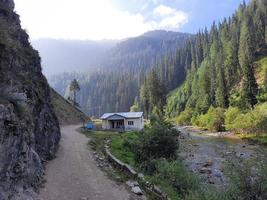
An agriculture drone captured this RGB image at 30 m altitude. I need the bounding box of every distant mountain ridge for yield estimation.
[33,30,192,77]
[44,30,192,116]
[103,30,192,72]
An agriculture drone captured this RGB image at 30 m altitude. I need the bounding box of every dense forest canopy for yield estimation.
[48,30,192,116]
[138,0,266,122]
[47,0,266,122]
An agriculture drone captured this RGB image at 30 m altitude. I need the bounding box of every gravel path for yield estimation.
[39,125,130,200]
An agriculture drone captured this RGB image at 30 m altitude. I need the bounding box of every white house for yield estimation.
[100,112,144,131]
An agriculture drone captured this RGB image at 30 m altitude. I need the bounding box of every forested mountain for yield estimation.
[34,30,192,77]
[47,30,192,116]
[102,30,192,72]
[138,0,267,123]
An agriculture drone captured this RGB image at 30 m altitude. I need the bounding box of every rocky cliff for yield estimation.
[0,0,61,199]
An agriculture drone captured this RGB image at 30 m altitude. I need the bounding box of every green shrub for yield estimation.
[174,109,193,125]
[133,119,179,171]
[194,107,225,131]
[111,135,136,166]
[225,103,267,134]
[225,107,242,130]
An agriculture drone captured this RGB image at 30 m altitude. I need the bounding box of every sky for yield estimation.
[14,0,249,40]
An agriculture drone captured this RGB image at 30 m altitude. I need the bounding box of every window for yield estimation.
[128,121,134,126]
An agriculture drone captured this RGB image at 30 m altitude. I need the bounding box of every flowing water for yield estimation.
[177,126,267,186]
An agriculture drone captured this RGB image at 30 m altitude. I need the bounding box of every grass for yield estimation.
[239,133,267,145]
[81,127,267,200]
[110,134,136,166]
[51,88,90,125]
[146,175,183,200]
[82,130,117,152]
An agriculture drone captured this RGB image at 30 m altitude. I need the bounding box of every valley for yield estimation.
[0,0,266,199]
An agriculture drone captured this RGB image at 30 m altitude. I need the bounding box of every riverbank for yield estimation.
[178,126,267,145]
[81,124,267,200]
[177,126,267,186]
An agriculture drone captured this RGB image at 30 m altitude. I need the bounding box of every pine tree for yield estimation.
[238,12,258,108]
[140,80,150,118]
[147,69,166,117]
[215,53,228,108]
[69,79,80,105]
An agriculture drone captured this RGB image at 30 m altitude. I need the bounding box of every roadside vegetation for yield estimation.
[82,117,267,200]
[173,102,267,145]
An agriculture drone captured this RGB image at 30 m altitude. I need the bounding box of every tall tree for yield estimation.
[146,69,166,117]
[140,79,150,118]
[238,12,258,108]
[69,79,80,105]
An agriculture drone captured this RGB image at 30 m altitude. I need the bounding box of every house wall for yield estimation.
[124,116,144,130]
[102,120,111,129]
[102,116,144,130]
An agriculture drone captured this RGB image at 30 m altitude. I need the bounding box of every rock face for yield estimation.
[0,0,61,199]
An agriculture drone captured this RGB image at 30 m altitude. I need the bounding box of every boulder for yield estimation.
[202,160,213,167]
[131,186,143,195]
[199,167,212,174]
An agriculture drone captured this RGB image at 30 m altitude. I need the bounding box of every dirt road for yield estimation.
[39,125,130,200]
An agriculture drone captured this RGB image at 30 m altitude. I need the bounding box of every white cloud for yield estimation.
[14,0,155,40]
[13,0,188,40]
[153,4,175,16]
[153,4,188,30]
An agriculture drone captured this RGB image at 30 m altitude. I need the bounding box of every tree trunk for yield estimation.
[73,90,76,106]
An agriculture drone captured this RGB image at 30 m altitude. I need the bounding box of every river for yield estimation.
[177,126,267,186]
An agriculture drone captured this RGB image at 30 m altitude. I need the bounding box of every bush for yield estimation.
[225,107,242,130]
[174,109,193,125]
[133,119,179,171]
[194,107,225,131]
[225,103,267,134]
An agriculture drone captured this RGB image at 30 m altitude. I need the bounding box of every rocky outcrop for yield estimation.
[0,0,60,199]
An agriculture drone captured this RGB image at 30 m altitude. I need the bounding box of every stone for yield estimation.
[131,186,143,195]
[199,167,212,174]
[138,173,145,180]
[126,180,139,188]
[153,185,163,194]
[214,169,222,178]
[202,160,213,167]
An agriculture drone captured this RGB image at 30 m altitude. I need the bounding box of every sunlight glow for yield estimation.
[14,0,188,40]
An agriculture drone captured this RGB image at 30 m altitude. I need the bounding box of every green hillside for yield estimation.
[50,88,90,125]
[134,0,267,135]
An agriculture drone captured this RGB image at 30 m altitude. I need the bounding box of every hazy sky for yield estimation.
[14,0,248,40]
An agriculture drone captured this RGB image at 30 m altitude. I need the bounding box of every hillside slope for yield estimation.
[51,88,90,125]
[47,31,192,116]
[0,1,60,199]
[102,30,192,72]
[165,0,267,119]
[34,30,191,78]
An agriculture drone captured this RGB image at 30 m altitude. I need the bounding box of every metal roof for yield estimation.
[100,112,143,120]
